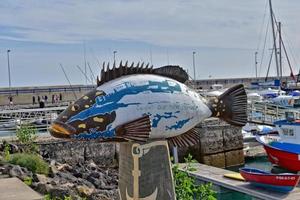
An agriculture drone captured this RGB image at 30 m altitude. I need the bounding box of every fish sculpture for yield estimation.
[49,62,247,147]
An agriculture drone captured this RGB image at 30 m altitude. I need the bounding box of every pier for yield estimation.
[180,163,300,200]
[247,101,300,126]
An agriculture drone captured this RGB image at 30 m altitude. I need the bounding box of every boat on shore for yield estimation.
[240,167,300,193]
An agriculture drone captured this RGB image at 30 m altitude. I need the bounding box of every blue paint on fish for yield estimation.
[72,125,116,139]
[152,111,180,128]
[68,80,181,123]
[166,118,192,131]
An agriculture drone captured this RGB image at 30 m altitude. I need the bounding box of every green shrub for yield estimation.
[9,153,49,175]
[173,154,216,200]
[16,123,38,153]
[24,176,33,186]
[4,142,11,161]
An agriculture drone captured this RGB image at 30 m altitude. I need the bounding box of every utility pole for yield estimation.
[269,0,280,78]
[278,21,282,79]
[113,51,117,63]
[7,50,12,91]
[255,51,258,78]
[192,51,196,80]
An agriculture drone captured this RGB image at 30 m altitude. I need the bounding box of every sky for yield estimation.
[1,0,300,87]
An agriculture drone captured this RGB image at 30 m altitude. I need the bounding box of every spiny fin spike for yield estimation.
[97,61,188,86]
[145,63,149,69]
[130,62,134,68]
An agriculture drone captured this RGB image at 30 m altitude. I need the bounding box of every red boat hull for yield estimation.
[240,168,300,192]
[264,144,300,172]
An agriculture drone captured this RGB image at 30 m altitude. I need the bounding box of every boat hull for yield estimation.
[257,135,300,171]
[240,168,300,193]
[264,144,300,172]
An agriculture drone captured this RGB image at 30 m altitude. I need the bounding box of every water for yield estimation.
[211,156,291,200]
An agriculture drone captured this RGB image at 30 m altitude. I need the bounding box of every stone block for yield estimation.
[202,153,225,168]
[225,149,244,167]
[197,127,224,155]
[223,127,243,151]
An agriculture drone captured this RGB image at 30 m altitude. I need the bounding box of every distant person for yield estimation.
[8,96,13,106]
[52,95,55,104]
[38,96,41,103]
[45,95,48,102]
[32,96,36,105]
[39,99,45,108]
[59,93,62,101]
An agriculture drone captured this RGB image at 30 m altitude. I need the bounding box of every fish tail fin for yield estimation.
[208,84,247,126]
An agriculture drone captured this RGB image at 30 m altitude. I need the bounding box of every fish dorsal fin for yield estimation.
[153,65,189,83]
[97,61,188,86]
[167,128,200,147]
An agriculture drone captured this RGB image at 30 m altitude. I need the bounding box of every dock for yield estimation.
[180,163,300,200]
[0,178,42,200]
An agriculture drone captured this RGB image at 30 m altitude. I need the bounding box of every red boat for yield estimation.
[257,135,300,172]
[240,167,300,193]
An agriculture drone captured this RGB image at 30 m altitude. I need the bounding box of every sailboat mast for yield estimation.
[269,0,280,79]
[278,21,282,79]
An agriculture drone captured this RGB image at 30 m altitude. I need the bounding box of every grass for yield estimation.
[9,153,49,175]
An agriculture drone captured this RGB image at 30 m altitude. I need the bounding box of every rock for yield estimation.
[57,171,78,183]
[49,165,58,178]
[34,174,49,183]
[87,160,97,171]
[90,189,120,200]
[76,178,95,189]
[76,185,94,197]
[49,187,71,199]
[9,165,24,178]
[57,163,72,172]
[35,182,53,194]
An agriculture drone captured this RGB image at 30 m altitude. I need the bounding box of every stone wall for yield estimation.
[35,118,243,169]
[38,140,118,167]
[178,118,244,168]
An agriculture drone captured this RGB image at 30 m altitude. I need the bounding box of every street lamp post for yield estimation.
[192,51,196,80]
[113,51,117,63]
[7,50,11,90]
[255,51,258,78]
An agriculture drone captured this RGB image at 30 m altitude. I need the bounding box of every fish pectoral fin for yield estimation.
[116,115,151,142]
[167,128,200,148]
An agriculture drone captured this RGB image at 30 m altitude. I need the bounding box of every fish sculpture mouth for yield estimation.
[49,121,76,138]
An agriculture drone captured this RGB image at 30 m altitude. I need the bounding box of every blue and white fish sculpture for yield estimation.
[49,62,247,147]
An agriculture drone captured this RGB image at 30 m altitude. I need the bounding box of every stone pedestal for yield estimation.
[119,141,176,200]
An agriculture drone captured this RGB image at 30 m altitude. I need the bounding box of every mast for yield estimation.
[255,51,258,78]
[269,0,280,79]
[278,21,282,79]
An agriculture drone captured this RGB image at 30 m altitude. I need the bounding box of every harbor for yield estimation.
[2,0,300,200]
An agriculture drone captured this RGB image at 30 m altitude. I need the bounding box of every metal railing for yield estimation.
[247,100,300,125]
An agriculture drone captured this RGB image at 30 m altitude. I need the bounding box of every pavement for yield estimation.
[0,177,42,200]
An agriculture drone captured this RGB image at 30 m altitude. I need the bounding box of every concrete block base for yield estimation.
[119,140,175,200]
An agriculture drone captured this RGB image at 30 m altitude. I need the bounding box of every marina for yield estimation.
[181,163,300,200]
[1,0,300,199]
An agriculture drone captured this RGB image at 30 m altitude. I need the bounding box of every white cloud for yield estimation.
[1,0,299,49]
